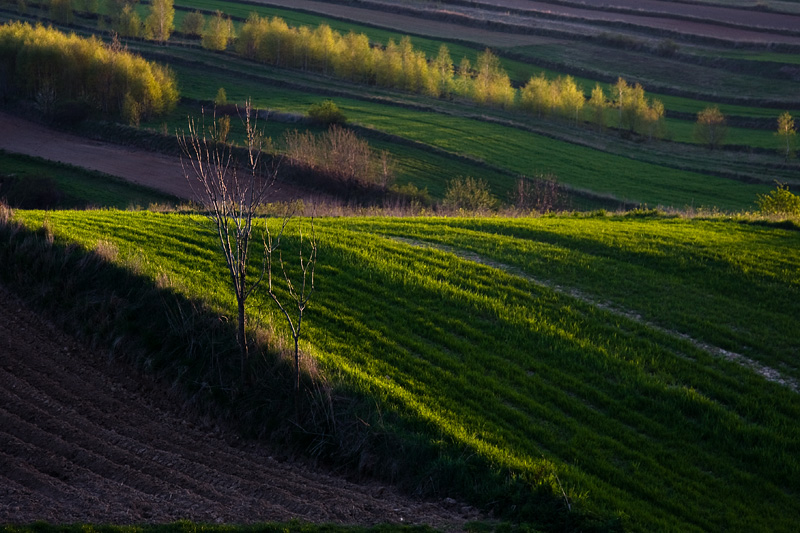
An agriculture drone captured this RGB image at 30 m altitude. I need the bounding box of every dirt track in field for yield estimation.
[0,112,317,204]
[0,285,478,527]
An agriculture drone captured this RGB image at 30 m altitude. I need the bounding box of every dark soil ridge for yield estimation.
[0,284,476,528]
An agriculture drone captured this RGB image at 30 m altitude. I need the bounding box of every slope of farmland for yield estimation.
[4,210,799,532]
[0,284,476,528]
[436,0,800,37]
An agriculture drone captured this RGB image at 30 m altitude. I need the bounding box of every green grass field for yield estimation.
[6,209,799,532]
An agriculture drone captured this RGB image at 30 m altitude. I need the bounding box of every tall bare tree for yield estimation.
[177,100,275,380]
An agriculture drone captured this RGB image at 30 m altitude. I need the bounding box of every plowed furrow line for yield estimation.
[0,393,231,506]
[0,447,68,504]
[0,368,314,508]
[2,358,293,491]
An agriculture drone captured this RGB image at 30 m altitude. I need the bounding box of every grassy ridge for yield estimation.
[9,209,799,532]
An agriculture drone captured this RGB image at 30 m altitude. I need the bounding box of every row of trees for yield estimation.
[0,21,178,122]
[229,15,668,130]
[15,4,794,154]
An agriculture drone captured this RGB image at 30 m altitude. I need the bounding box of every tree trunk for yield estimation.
[238,295,248,381]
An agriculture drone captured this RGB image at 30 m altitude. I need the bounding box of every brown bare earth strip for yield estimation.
[0,112,315,205]
[471,0,800,33]
[233,0,558,46]
[323,0,800,45]
[0,285,477,527]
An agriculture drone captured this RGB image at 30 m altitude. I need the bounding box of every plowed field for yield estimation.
[0,285,476,528]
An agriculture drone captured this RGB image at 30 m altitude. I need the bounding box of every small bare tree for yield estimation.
[177,100,275,380]
[265,215,317,409]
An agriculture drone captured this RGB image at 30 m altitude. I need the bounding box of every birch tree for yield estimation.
[144,0,174,43]
[776,111,796,162]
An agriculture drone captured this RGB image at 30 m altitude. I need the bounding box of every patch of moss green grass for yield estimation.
[0,151,178,209]
[1,522,440,533]
[7,209,800,533]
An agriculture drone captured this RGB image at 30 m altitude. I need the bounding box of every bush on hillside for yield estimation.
[442,176,497,213]
[307,100,347,126]
[757,182,800,217]
[283,126,394,189]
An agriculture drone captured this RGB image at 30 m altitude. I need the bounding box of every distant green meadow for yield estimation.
[9,209,800,532]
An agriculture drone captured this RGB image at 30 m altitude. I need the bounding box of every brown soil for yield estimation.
[0,112,319,205]
[0,285,478,527]
[475,0,800,37]
[284,0,800,45]
[245,0,558,47]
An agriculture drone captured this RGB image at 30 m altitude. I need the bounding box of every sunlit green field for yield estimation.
[9,209,799,532]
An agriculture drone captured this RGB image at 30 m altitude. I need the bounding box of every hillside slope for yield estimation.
[0,285,475,528]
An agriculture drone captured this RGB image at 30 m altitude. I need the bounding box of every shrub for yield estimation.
[214,87,227,106]
[283,126,393,188]
[442,176,497,213]
[307,100,347,126]
[201,11,234,51]
[181,10,205,37]
[757,183,800,216]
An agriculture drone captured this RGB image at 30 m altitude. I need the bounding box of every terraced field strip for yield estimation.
[546,0,800,20]
[290,0,800,45]
[159,58,772,210]
[196,1,800,118]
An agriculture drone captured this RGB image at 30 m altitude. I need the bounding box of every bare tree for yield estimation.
[177,100,275,380]
[265,215,317,410]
